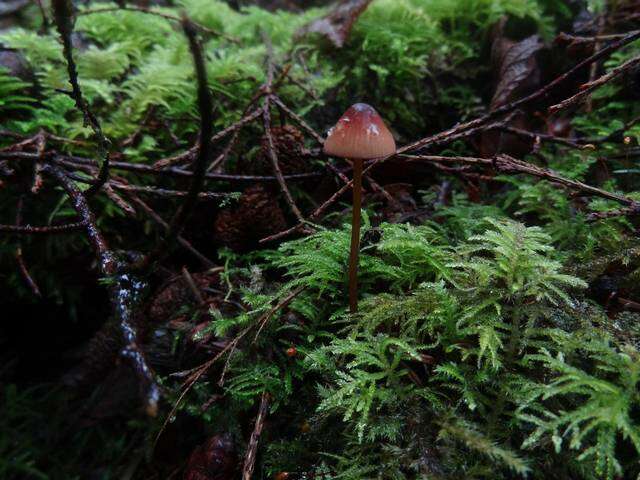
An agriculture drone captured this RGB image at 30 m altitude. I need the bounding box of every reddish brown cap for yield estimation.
[323,103,396,159]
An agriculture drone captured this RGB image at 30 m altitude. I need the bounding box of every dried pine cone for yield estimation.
[148,272,218,324]
[261,124,311,174]
[184,435,237,480]
[213,185,287,251]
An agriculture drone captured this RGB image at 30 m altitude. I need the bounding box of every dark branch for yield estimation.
[133,17,215,271]
[0,221,87,234]
[399,29,640,155]
[549,55,640,114]
[52,0,111,196]
[242,392,270,480]
[14,196,42,297]
[42,163,160,415]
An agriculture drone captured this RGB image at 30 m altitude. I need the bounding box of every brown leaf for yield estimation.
[296,0,373,48]
[490,34,543,109]
[480,23,544,157]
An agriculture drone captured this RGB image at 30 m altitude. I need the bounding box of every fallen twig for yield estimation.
[126,193,216,268]
[401,29,640,154]
[14,196,42,297]
[133,17,216,271]
[52,0,111,197]
[242,392,270,480]
[0,221,87,234]
[401,153,640,208]
[261,31,306,224]
[549,55,640,114]
[42,163,160,416]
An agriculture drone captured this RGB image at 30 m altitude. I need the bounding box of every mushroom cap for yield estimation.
[323,103,396,159]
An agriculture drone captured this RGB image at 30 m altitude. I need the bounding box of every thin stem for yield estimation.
[348,158,363,313]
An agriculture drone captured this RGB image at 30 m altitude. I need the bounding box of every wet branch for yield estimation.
[52,0,111,197]
[242,392,270,480]
[134,17,217,271]
[14,196,42,297]
[401,153,640,209]
[0,221,87,234]
[549,54,640,114]
[42,163,160,416]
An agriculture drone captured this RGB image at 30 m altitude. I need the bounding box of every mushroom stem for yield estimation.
[348,158,363,313]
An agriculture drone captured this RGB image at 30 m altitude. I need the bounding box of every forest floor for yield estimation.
[1,0,640,479]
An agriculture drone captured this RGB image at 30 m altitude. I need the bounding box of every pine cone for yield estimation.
[213,185,287,251]
[148,273,218,324]
[263,124,311,174]
[236,125,310,175]
[184,435,237,480]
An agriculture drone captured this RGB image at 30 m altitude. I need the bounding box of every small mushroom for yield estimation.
[323,103,396,313]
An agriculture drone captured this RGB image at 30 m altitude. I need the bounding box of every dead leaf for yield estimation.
[490,34,543,109]
[296,0,373,48]
[480,21,544,157]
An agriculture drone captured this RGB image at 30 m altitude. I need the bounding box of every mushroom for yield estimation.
[323,103,396,313]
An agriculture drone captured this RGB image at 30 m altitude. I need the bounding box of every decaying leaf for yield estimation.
[480,20,544,157]
[296,0,373,48]
[490,34,543,109]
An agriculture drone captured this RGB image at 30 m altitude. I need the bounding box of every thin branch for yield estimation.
[549,55,640,114]
[181,266,206,306]
[135,17,215,271]
[271,96,324,145]
[0,221,86,234]
[52,0,111,197]
[587,114,640,144]
[242,392,270,480]
[30,131,46,194]
[127,193,216,268]
[66,171,232,199]
[260,31,306,224]
[33,0,50,31]
[254,285,306,341]
[14,196,42,297]
[401,153,640,207]
[111,183,231,199]
[493,154,638,206]
[555,32,633,44]
[103,184,137,216]
[43,154,323,182]
[586,205,640,221]
[263,101,306,223]
[493,125,588,149]
[400,29,640,155]
[275,63,318,99]
[207,105,264,173]
[41,163,160,416]
[153,108,263,170]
